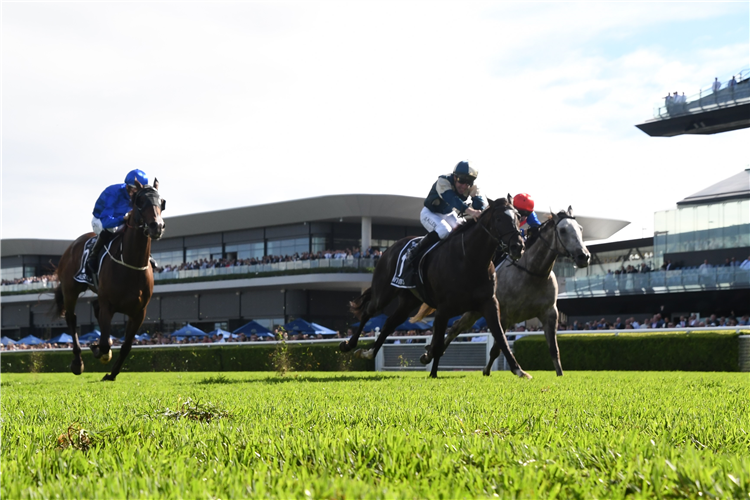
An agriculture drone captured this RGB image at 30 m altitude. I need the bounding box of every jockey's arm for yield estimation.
[525,211,542,228]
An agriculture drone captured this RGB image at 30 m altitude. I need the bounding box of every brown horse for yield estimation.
[341,197,529,378]
[53,180,165,381]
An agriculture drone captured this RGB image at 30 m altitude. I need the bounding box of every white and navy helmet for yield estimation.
[453,161,478,185]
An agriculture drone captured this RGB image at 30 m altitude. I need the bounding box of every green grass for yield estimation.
[1,371,749,499]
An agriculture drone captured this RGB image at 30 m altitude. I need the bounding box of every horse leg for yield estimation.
[427,312,449,378]
[63,298,83,375]
[102,309,145,382]
[420,311,481,364]
[355,292,420,360]
[343,285,397,353]
[91,303,114,364]
[483,318,508,376]
[543,305,563,376]
[482,298,531,379]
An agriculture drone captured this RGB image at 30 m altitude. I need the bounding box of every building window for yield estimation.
[311,236,327,254]
[225,242,264,260]
[267,238,309,257]
[370,239,398,251]
[152,250,184,267]
[186,246,222,263]
[1,267,23,281]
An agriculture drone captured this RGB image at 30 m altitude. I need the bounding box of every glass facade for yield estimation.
[225,242,264,260]
[267,238,309,257]
[152,250,184,267]
[186,246,223,263]
[654,200,750,263]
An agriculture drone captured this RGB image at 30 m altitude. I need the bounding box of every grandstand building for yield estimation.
[1,194,627,338]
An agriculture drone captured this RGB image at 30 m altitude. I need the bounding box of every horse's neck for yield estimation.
[519,224,558,277]
[122,227,151,268]
[462,215,501,264]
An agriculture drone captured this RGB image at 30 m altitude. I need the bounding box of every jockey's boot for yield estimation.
[86,231,114,277]
[406,231,441,269]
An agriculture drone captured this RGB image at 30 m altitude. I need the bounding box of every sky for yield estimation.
[2,1,749,244]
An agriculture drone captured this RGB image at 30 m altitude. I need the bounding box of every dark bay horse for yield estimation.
[341,197,529,378]
[53,180,165,381]
[416,207,590,376]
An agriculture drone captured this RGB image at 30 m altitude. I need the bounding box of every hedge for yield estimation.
[0,342,375,374]
[514,331,741,371]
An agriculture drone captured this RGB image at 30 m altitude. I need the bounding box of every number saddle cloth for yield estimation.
[389,236,442,308]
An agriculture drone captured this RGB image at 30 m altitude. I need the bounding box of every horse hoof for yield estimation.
[482,369,491,377]
[71,361,84,375]
[419,353,431,365]
[513,369,532,380]
[90,344,101,358]
[339,341,353,353]
[99,350,113,364]
[101,374,115,382]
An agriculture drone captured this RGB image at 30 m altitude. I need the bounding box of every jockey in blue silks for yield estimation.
[406,161,488,267]
[86,169,149,276]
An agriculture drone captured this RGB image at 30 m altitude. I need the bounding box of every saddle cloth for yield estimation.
[390,237,440,289]
[73,237,113,287]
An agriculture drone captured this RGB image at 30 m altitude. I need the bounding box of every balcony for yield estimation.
[558,267,750,298]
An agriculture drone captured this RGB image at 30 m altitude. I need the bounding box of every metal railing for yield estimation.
[558,267,750,298]
[652,67,750,119]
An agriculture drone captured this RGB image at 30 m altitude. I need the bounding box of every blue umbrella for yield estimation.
[351,314,388,332]
[446,316,463,327]
[49,333,73,344]
[209,328,238,339]
[135,333,151,341]
[283,318,317,335]
[171,324,206,338]
[1,337,16,346]
[79,330,101,343]
[473,317,487,330]
[233,321,274,338]
[310,322,337,336]
[394,320,431,331]
[18,335,44,345]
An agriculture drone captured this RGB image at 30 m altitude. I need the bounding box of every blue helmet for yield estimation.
[124,169,149,187]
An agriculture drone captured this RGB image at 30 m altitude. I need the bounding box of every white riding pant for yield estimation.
[420,207,462,240]
[91,217,119,236]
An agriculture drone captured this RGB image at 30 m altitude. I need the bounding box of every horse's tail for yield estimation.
[349,288,372,320]
[410,303,435,323]
[52,283,65,317]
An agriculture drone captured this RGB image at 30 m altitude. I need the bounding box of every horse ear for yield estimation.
[508,193,513,205]
[567,205,574,218]
[487,197,494,207]
[153,178,159,190]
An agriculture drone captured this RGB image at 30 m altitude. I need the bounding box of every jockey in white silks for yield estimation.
[86,169,149,276]
[405,161,488,267]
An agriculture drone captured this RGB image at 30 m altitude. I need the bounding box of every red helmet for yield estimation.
[513,193,534,212]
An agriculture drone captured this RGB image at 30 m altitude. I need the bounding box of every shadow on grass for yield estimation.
[198,372,472,385]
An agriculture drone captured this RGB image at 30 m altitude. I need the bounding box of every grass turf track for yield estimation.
[1,371,749,499]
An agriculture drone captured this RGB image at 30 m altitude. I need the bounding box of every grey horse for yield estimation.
[415,207,590,377]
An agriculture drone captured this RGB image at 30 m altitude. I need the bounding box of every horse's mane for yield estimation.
[448,198,509,239]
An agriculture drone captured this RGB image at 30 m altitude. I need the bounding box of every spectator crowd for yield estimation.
[154,247,382,273]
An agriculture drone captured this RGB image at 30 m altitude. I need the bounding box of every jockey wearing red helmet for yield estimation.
[512,193,541,231]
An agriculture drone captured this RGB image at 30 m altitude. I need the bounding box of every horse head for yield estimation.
[130,178,166,240]
[552,206,590,268]
[487,197,525,261]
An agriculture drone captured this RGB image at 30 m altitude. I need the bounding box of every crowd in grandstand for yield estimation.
[0,274,57,286]
[155,246,382,273]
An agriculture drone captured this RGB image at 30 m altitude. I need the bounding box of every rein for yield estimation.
[509,213,577,278]
[106,242,150,271]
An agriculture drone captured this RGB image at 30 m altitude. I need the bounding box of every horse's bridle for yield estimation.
[508,212,579,278]
[480,206,522,256]
[536,212,579,260]
[128,187,165,236]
